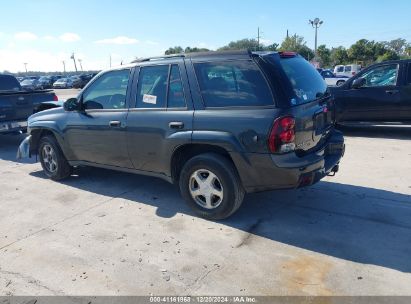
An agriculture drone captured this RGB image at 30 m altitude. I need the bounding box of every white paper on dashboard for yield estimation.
[143,94,157,104]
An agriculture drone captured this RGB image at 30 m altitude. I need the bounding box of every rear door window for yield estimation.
[136,65,169,108]
[345,66,352,72]
[193,60,273,107]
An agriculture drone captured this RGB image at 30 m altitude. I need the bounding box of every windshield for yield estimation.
[279,56,327,105]
[21,79,34,85]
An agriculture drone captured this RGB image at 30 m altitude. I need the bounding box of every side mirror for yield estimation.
[352,77,366,89]
[64,98,80,111]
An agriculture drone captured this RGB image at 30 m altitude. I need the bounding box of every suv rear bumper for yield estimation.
[0,120,28,134]
[232,130,345,193]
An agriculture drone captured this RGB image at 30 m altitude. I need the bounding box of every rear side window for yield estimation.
[193,60,273,107]
[168,65,186,108]
[0,75,20,91]
[279,56,327,105]
[407,63,411,84]
[136,65,169,108]
[345,66,352,72]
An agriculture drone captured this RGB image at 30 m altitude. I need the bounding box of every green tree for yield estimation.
[184,47,210,53]
[404,44,411,57]
[330,46,349,65]
[164,46,184,55]
[264,43,279,51]
[317,44,331,67]
[218,38,259,51]
[385,38,408,55]
[377,50,400,62]
[348,39,376,65]
[279,34,314,60]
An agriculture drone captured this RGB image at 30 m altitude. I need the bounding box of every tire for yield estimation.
[38,135,72,181]
[336,80,345,86]
[179,153,245,220]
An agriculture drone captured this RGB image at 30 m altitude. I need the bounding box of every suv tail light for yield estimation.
[53,94,58,101]
[268,116,296,153]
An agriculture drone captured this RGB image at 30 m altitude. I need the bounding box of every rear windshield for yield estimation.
[279,56,327,105]
[0,75,21,91]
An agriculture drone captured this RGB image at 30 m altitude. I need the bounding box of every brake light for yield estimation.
[279,51,297,58]
[53,94,58,101]
[268,116,296,153]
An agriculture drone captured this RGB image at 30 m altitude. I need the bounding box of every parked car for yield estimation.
[317,69,348,86]
[20,79,42,91]
[17,51,344,220]
[334,64,362,78]
[0,74,58,134]
[73,73,97,89]
[38,76,54,89]
[53,78,73,89]
[331,59,411,124]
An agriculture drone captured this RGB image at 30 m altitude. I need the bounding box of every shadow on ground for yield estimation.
[337,125,411,140]
[3,131,410,273]
[29,165,411,274]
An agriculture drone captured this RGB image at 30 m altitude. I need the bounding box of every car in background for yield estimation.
[317,69,348,86]
[332,59,411,124]
[20,78,42,91]
[38,76,54,89]
[334,64,362,78]
[0,74,58,134]
[70,75,82,88]
[53,78,73,89]
[73,73,98,88]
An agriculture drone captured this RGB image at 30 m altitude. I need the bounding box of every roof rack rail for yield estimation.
[131,54,185,63]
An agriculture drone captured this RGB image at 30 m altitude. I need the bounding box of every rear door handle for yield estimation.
[109,120,121,127]
[385,89,399,94]
[169,121,184,129]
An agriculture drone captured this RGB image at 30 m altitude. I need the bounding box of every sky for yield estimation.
[1,0,410,73]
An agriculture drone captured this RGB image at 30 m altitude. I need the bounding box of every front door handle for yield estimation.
[109,120,121,127]
[385,89,399,94]
[169,121,184,129]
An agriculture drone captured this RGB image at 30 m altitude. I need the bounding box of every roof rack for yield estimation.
[131,54,185,63]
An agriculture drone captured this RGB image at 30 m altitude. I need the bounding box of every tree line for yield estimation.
[164,36,411,68]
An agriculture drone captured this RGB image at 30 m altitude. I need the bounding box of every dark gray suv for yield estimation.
[18,50,344,220]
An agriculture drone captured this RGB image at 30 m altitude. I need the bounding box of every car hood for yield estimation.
[28,103,65,122]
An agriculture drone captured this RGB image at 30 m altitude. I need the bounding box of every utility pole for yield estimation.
[62,61,66,74]
[309,18,323,57]
[109,55,112,68]
[256,27,263,51]
[78,59,83,71]
[23,63,28,73]
[70,52,78,72]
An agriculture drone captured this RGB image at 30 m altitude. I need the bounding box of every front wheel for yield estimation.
[179,153,245,220]
[38,135,72,181]
[336,80,345,86]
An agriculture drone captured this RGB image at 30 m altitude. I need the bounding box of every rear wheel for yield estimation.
[336,80,345,86]
[179,153,245,220]
[38,135,72,181]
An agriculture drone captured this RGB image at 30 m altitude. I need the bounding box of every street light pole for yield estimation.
[23,63,28,73]
[62,61,66,74]
[309,18,323,57]
[78,59,83,71]
[70,52,78,72]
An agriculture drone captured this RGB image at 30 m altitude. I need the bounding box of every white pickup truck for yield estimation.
[317,69,348,87]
